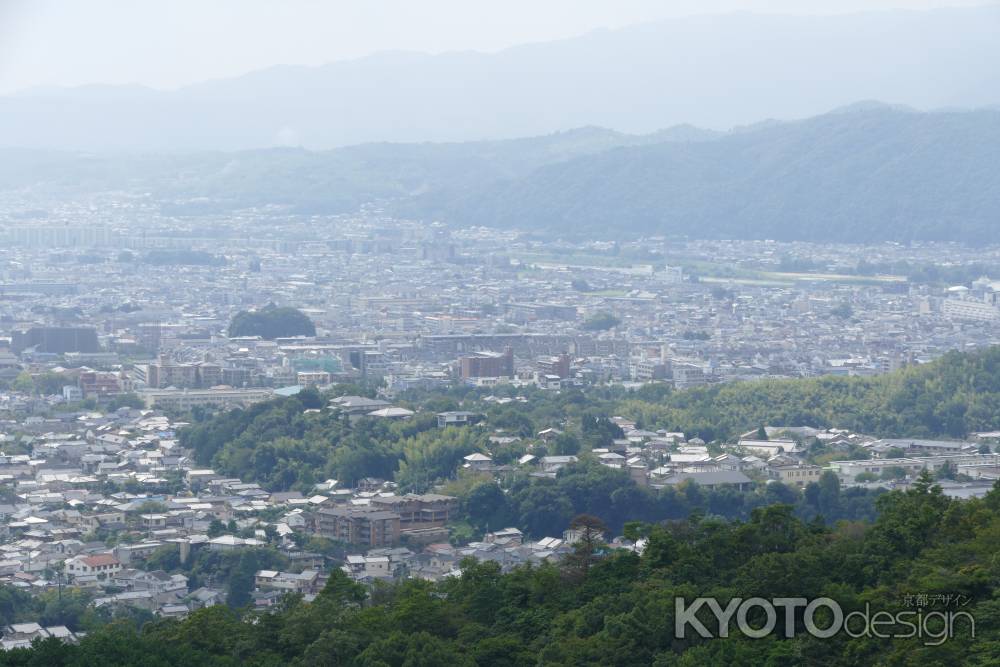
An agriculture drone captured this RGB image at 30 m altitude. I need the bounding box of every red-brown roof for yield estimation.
[82,554,119,567]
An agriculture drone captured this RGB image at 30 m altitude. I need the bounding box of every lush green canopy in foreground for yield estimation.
[2,477,998,666]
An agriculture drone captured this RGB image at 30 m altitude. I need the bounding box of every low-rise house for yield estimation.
[159,603,189,619]
[768,464,825,487]
[540,455,577,473]
[484,527,523,547]
[343,555,392,580]
[187,587,224,609]
[254,569,321,593]
[93,590,157,611]
[1,623,78,650]
[437,411,481,427]
[366,407,415,420]
[207,535,265,551]
[462,453,494,471]
[658,470,753,491]
[738,438,801,457]
[597,452,626,469]
[65,553,121,580]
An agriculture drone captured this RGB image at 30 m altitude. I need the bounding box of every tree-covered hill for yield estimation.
[228,306,316,339]
[2,479,998,666]
[413,106,1000,243]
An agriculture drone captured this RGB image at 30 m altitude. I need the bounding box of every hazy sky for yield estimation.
[0,0,992,93]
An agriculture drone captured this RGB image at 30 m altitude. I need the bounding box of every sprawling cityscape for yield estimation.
[1,198,1000,649]
[1,1,999,664]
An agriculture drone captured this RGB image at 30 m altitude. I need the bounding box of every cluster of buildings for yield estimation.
[341,528,592,584]
[0,385,695,639]
[577,420,1000,499]
[3,212,1000,415]
[4,205,1000,644]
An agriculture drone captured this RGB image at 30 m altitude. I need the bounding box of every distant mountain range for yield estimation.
[408,105,1000,243]
[1,6,999,151]
[2,105,998,243]
[0,123,676,215]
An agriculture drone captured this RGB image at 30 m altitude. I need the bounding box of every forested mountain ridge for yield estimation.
[409,106,1000,242]
[4,106,997,243]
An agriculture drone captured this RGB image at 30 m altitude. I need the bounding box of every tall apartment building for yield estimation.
[316,507,401,547]
[537,352,572,379]
[136,355,222,389]
[138,387,273,411]
[368,494,457,532]
[942,298,999,322]
[11,327,100,355]
[505,302,578,324]
[137,323,162,353]
[79,370,132,398]
[459,347,514,379]
[672,363,709,389]
[6,226,114,248]
[630,359,669,381]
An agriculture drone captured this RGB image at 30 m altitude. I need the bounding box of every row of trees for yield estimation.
[459,460,881,538]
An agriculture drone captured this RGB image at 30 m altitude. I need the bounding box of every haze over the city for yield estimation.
[1,0,990,93]
[1,0,998,151]
[1,1,1000,663]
